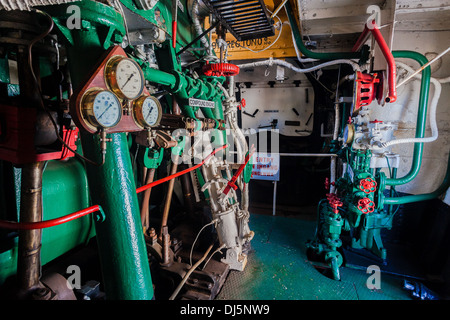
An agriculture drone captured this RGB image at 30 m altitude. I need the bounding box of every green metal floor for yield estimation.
[217,213,412,300]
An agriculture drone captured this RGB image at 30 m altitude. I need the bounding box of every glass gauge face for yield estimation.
[134,96,161,128]
[91,91,122,128]
[106,57,144,100]
[141,97,160,126]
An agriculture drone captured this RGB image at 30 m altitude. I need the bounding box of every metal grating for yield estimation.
[203,0,275,41]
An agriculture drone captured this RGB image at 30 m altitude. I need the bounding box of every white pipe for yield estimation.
[229,151,337,157]
[439,76,450,83]
[382,61,442,148]
[279,153,338,157]
[237,57,361,73]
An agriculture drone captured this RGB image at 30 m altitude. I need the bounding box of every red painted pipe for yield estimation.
[352,25,370,52]
[371,25,397,103]
[172,20,177,48]
[352,21,397,103]
[136,144,229,194]
[0,205,103,230]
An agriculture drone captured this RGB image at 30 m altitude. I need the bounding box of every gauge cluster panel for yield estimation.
[70,45,162,134]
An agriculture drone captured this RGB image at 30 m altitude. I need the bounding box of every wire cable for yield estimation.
[202,244,226,270]
[169,243,214,300]
[189,219,218,267]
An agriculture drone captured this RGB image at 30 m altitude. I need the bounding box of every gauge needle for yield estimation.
[122,73,135,88]
[146,107,153,119]
[98,103,113,120]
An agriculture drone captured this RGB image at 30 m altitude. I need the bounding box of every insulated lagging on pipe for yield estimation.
[237,58,361,73]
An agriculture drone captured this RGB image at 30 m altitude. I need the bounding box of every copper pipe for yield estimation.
[179,164,195,216]
[160,154,179,237]
[140,167,155,231]
[16,161,45,297]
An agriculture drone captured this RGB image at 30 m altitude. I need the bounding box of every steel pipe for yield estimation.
[16,161,45,297]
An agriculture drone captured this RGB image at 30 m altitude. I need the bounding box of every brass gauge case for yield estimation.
[104,55,145,100]
[133,95,162,129]
[80,89,123,130]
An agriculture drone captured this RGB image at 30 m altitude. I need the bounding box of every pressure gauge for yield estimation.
[104,56,145,100]
[133,95,162,128]
[81,89,122,129]
[343,123,355,145]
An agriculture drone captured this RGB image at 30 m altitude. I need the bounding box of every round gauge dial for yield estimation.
[82,90,122,129]
[343,123,355,145]
[133,96,162,128]
[105,56,145,100]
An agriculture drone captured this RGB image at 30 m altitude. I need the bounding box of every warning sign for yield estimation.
[251,153,280,181]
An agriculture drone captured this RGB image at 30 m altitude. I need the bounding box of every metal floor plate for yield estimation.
[216,214,412,300]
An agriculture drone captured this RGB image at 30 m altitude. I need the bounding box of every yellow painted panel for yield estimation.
[207,0,298,61]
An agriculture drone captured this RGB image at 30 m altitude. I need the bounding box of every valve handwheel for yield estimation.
[202,63,240,77]
[326,193,343,214]
[359,177,377,193]
[357,198,375,214]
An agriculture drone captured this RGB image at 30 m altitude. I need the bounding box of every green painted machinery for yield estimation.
[0,0,253,300]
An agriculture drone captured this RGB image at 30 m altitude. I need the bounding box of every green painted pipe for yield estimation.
[48,1,154,299]
[285,1,362,60]
[80,132,154,300]
[384,51,431,186]
[384,153,450,205]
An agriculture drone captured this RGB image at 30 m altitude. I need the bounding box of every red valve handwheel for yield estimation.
[357,198,375,214]
[326,193,342,214]
[359,177,377,193]
[238,98,246,110]
[202,63,240,77]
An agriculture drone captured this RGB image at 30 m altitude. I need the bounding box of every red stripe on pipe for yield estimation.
[136,144,229,194]
[0,205,102,230]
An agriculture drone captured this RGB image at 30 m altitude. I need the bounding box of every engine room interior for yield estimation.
[0,0,449,304]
